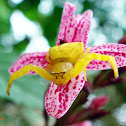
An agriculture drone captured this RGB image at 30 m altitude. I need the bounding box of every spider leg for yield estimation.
[62,70,73,85]
[83,67,87,81]
[7,64,54,95]
[70,53,118,80]
[79,48,90,60]
[87,53,118,78]
[46,53,54,65]
[84,48,90,54]
[46,64,53,72]
[66,48,89,81]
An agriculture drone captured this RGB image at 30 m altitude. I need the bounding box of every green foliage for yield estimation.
[13,38,29,53]
[42,6,62,47]
[0,0,11,34]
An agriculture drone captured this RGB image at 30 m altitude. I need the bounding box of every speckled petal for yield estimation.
[56,2,76,45]
[45,72,85,119]
[86,43,126,70]
[56,2,93,48]
[73,10,93,50]
[9,52,48,75]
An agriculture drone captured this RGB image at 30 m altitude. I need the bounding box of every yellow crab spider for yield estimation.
[7,42,118,95]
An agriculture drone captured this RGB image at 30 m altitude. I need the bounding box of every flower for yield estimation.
[70,120,92,126]
[7,2,126,119]
[89,95,109,109]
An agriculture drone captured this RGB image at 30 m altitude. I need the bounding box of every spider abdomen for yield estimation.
[49,42,84,63]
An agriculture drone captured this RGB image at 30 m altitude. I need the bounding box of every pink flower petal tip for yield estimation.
[70,120,92,126]
[56,2,93,51]
[89,95,109,109]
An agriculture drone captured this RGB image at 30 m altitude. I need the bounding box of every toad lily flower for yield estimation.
[7,2,126,119]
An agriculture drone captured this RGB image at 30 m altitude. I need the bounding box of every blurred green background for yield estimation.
[0,0,126,126]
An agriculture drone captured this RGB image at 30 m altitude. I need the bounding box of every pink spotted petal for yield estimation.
[86,43,126,70]
[56,2,76,45]
[9,52,48,75]
[73,10,93,51]
[45,72,85,119]
[56,2,93,49]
